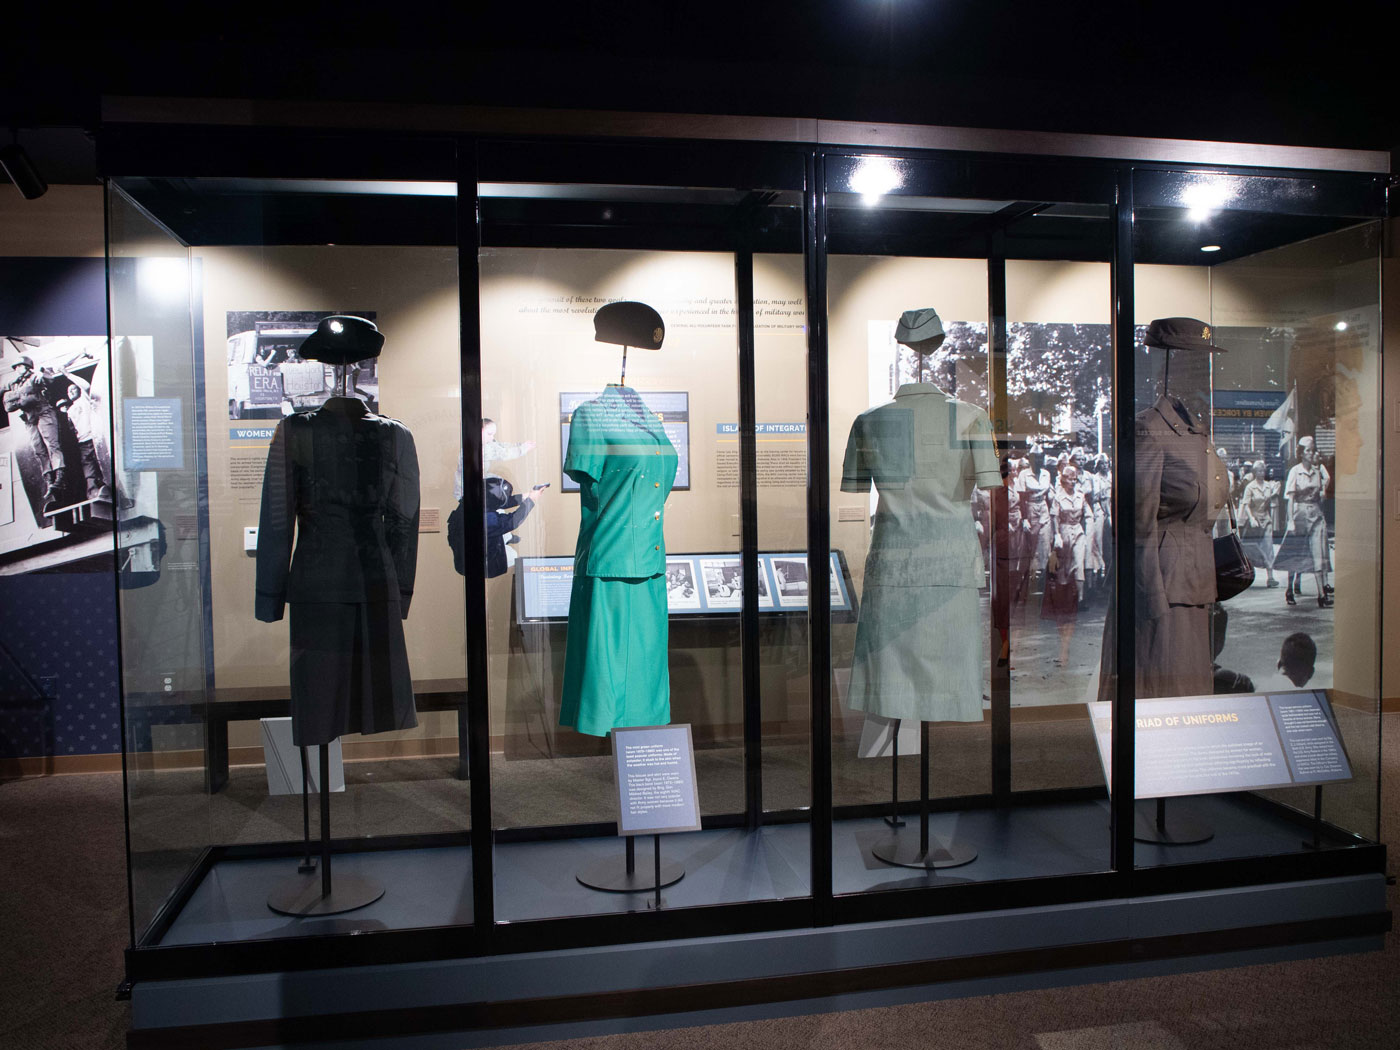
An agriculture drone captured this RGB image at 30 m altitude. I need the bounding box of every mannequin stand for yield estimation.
[1133,797,1213,846]
[268,744,385,916]
[883,724,906,829]
[296,745,316,874]
[872,720,978,870]
[577,834,684,893]
[1302,785,1326,851]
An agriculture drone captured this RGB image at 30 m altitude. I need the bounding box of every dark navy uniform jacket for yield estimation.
[255,397,420,622]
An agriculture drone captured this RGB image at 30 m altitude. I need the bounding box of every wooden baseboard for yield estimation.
[0,753,124,778]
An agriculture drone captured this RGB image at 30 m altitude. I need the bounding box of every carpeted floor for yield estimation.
[0,714,1394,1050]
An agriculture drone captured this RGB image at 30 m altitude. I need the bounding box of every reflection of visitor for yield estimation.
[1278,632,1317,686]
[1277,436,1331,608]
[1,355,67,514]
[453,418,537,499]
[484,476,544,579]
[55,370,112,502]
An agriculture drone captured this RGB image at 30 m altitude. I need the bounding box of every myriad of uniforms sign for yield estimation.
[611,724,702,837]
[1089,691,1353,799]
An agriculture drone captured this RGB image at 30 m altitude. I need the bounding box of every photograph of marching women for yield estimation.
[870,318,1345,709]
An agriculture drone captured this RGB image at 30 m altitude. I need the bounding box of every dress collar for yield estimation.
[1153,394,1205,436]
[894,382,953,399]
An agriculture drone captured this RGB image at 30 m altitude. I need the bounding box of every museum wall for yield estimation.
[0,185,122,764]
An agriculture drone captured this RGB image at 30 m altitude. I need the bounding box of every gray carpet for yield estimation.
[0,713,1394,1050]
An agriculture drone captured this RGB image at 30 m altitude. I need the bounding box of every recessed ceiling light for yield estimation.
[1335,321,1349,331]
[1200,244,1222,252]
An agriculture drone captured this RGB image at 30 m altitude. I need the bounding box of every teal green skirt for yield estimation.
[560,572,670,737]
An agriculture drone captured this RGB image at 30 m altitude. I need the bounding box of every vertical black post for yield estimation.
[299,745,314,872]
[736,240,763,830]
[918,720,931,857]
[885,718,904,828]
[319,745,332,898]
[1307,785,1324,849]
[805,151,834,925]
[1110,170,1138,880]
[987,249,1011,802]
[458,141,495,931]
[653,835,662,911]
[625,835,636,875]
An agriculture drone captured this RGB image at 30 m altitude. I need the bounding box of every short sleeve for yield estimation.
[962,407,1000,486]
[563,401,607,485]
[840,414,872,493]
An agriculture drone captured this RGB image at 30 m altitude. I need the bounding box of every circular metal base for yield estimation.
[1133,802,1214,845]
[267,874,385,916]
[872,837,978,870]
[576,857,685,893]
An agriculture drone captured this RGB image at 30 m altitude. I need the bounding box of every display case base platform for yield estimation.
[146,793,1369,945]
[129,872,1388,1049]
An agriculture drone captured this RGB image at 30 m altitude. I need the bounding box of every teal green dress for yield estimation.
[560,385,678,736]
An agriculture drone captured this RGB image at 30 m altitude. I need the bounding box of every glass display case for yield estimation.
[102,127,1388,990]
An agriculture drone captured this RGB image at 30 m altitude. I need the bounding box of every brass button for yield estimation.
[654,482,660,488]
[654,511,660,519]
[654,545,660,550]
[654,450,661,455]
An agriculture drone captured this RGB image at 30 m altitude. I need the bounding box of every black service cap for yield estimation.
[594,301,664,350]
[1143,317,1228,354]
[298,315,385,365]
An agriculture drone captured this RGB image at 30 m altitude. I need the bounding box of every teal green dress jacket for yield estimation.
[559,386,679,736]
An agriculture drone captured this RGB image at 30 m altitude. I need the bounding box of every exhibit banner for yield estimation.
[611,724,702,838]
[1089,691,1353,799]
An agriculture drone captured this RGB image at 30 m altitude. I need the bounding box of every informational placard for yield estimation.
[123,397,184,471]
[1089,691,1353,799]
[558,390,690,492]
[611,724,702,837]
[515,550,852,622]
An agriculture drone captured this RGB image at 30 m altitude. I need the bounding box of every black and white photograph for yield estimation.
[699,557,743,609]
[1,336,160,573]
[772,556,809,608]
[664,557,701,611]
[226,310,378,420]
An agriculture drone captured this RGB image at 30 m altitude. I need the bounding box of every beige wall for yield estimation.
[0,185,104,257]
[174,239,1386,748]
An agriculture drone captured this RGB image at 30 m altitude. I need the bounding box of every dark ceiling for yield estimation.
[5,1,1398,192]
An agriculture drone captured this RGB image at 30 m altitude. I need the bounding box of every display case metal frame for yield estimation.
[99,123,1390,987]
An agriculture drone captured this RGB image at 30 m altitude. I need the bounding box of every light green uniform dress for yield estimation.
[560,385,678,736]
[841,384,1000,723]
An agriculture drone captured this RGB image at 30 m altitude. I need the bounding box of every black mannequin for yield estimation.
[258,314,419,916]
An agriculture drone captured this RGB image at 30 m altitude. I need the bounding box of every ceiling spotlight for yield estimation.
[849,157,904,206]
[1200,244,1222,253]
[0,141,48,200]
[1180,180,1232,223]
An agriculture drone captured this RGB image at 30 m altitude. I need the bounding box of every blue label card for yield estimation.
[1268,693,1353,783]
[122,398,184,471]
[1088,690,1353,799]
[612,724,702,837]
